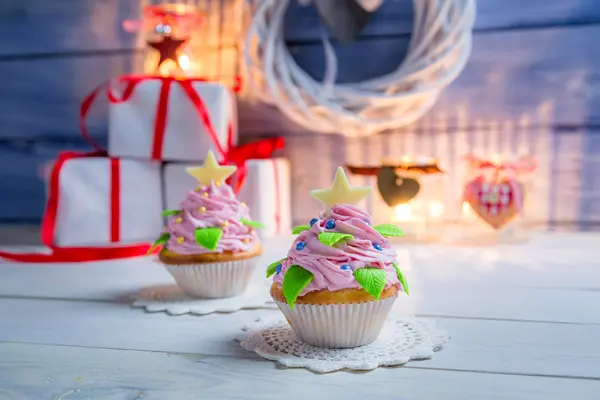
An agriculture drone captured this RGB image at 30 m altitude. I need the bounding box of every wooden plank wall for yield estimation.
[0,0,599,229]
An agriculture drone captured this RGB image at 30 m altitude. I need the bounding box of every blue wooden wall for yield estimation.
[0,0,599,228]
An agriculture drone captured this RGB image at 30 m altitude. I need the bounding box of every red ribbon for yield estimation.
[0,75,283,263]
[82,74,282,193]
[0,151,157,263]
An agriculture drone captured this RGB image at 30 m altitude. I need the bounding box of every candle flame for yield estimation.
[179,54,190,70]
[394,204,412,221]
[462,201,472,215]
[428,201,444,219]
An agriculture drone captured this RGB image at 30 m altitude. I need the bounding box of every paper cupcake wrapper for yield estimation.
[165,257,258,299]
[275,295,398,348]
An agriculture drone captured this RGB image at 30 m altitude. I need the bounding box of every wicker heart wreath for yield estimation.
[245,0,476,136]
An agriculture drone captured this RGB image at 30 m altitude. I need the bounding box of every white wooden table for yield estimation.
[1,233,599,399]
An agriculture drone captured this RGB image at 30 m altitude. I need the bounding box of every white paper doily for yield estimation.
[238,315,449,373]
[132,284,276,316]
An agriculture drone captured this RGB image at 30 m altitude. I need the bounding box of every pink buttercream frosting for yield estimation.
[273,204,402,296]
[164,181,259,254]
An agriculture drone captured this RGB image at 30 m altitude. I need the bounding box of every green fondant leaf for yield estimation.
[373,224,405,237]
[353,267,387,300]
[283,265,314,308]
[161,209,182,217]
[241,219,265,229]
[266,258,286,278]
[148,232,170,254]
[292,225,311,234]
[318,232,354,247]
[392,262,410,296]
[194,227,223,251]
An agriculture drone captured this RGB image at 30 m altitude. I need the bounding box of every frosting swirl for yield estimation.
[273,204,401,296]
[165,181,259,254]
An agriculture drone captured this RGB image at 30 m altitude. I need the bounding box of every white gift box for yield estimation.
[108,77,237,162]
[53,157,163,247]
[164,158,291,238]
[237,159,291,238]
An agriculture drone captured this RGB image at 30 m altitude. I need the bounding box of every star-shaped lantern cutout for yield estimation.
[147,35,188,71]
[186,150,237,186]
[310,167,372,212]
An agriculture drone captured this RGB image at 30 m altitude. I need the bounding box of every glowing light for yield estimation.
[179,54,190,70]
[428,201,444,219]
[394,204,412,221]
[462,201,472,215]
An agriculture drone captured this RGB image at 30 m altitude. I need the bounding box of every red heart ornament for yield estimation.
[466,179,523,230]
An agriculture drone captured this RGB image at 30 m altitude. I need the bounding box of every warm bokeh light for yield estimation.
[394,203,412,221]
[462,201,472,215]
[178,54,190,70]
[428,201,444,219]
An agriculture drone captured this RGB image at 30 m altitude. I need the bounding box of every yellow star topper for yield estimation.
[186,150,237,186]
[310,167,371,212]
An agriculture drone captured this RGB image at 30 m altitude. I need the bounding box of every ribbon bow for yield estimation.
[80,74,278,193]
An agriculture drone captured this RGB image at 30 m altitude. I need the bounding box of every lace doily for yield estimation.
[238,315,449,373]
[132,284,276,315]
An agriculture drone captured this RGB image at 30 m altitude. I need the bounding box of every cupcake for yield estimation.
[150,150,264,298]
[266,167,409,348]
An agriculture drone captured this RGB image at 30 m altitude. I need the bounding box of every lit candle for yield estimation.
[462,201,473,218]
[394,203,412,221]
[178,54,190,70]
[491,153,501,165]
[428,201,444,219]
[392,202,427,239]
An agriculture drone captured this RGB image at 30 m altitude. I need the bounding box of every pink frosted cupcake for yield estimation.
[150,151,263,298]
[267,167,408,348]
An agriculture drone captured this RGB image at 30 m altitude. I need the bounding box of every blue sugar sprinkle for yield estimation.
[310,218,318,226]
[373,243,382,251]
[325,219,336,229]
[296,242,306,250]
[275,264,282,274]
[340,264,352,271]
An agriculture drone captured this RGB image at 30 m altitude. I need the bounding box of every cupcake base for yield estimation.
[160,246,262,299]
[165,258,259,298]
[274,291,398,348]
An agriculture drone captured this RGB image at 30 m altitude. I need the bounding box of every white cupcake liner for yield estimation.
[275,295,398,348]
[165,256,258,299]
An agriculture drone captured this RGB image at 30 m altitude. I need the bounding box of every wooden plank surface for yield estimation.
[1,233,600,324]
[2,23,599,142]
[2,343,597,400]
[0,53,141,140]
[0,297,598,378]
[0,234,598,398]
[0,0,141,56]
[3,0,600,56]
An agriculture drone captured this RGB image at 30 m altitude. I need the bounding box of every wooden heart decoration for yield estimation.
[313,0,374,44]
[376,166,420,207]
[466,180,523,230]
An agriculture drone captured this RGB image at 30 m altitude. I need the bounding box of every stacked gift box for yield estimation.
[8,76,290,262]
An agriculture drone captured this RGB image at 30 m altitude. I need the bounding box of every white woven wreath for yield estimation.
[244,0,476,137]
